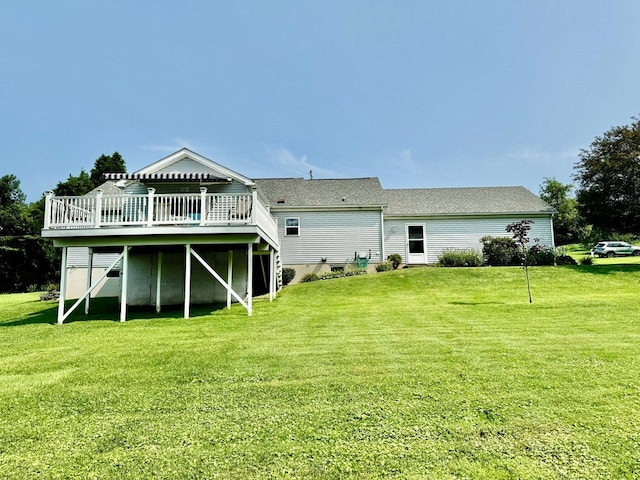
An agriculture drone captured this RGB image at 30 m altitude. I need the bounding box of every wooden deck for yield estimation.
[43,189,279,244]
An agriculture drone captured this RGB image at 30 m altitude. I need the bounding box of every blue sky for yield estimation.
[2,1,639,202]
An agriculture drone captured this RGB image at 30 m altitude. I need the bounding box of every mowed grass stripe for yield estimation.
[0,265,639,479]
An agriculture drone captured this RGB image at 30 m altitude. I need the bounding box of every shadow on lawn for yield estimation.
[564,264,640,275]
[449,301,505,305]
[2,298,230,327]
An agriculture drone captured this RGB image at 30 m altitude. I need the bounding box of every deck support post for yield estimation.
[85,247,93,314]
[156,252,163,313]
[184,244,191,319]
[57,247,68,325]
[247,243,253,316]
[227,250,233,309]
[191,248,249,312]
[58,252,124,324]
[120,246,129,322]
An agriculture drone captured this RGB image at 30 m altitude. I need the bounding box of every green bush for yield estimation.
[300,273,320,283]
[317,271,344,280]
[281,267,296,286]
[480,236,520,266]
[527,242,556,266]
[437,249,483,267]
[387,253,402,269]
[579,256,594,266]
[556,255,577,265]
[42,282,59,292]
[343,268,367,277]
[376,261,393,272]
[318,268,367,280]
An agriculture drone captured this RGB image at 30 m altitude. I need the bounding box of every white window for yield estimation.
[285,217,300,236]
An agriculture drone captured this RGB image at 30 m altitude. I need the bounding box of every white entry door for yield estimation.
[406,224,427,264]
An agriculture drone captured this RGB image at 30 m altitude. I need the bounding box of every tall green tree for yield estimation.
[0,174,30,236]
[539,177,584,245]
[53,169,95,196]
[506,220,533,304]
[574,117,640,235]
[90,151,126,187]
[0,175,58,292]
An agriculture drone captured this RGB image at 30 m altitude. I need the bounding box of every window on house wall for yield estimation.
[285,217,300,236]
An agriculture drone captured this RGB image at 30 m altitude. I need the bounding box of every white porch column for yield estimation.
[120,246,129,322]
[146,188,155,227]
[85,247,93,314]
[57,246,68,325]
[199,187,207,226]
[184,244,191,319]
[94,189,103,228]
[247,243,253,316]
[44,191,53,229]
[156,252,163,313]
[251,188,258,224]
[227,250,233,309]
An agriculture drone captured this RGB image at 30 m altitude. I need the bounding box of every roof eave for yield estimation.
[270,204,386,212]
[384,210,555,218]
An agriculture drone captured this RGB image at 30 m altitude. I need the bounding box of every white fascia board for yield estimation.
[49,231,262,248]
[134,148,255,186]
[42,225,261,241]
[269,205,386,213]
[383,212,554,220]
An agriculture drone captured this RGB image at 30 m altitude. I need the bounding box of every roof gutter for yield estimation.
[383,211,556,220]
[269,204,387,212]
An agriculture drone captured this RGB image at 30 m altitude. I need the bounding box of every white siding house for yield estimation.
[254,178,386,280]
[42,148,556,322]
[380,187,555,265]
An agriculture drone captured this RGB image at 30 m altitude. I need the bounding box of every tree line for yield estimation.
[0,153,125,293]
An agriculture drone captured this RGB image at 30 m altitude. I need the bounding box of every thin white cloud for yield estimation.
[394,148,425,175]
[263,145,340,178]
[504,145,579,165]
[139,138,200,153]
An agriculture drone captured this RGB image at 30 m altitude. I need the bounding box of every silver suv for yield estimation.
[592,241,640,258]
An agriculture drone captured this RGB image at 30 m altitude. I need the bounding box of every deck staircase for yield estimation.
[275,250,283,290]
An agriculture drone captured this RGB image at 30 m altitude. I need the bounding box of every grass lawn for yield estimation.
[1,265,640,479]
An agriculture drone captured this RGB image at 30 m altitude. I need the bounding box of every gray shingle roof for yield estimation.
[382,186,555,216]
[255,178,385,207]
[86,181,124,196]
[255,178,553,216]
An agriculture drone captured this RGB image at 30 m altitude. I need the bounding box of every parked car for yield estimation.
[592,241,640,258]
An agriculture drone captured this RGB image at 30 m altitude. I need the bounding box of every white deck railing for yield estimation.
[44,188,278,241]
